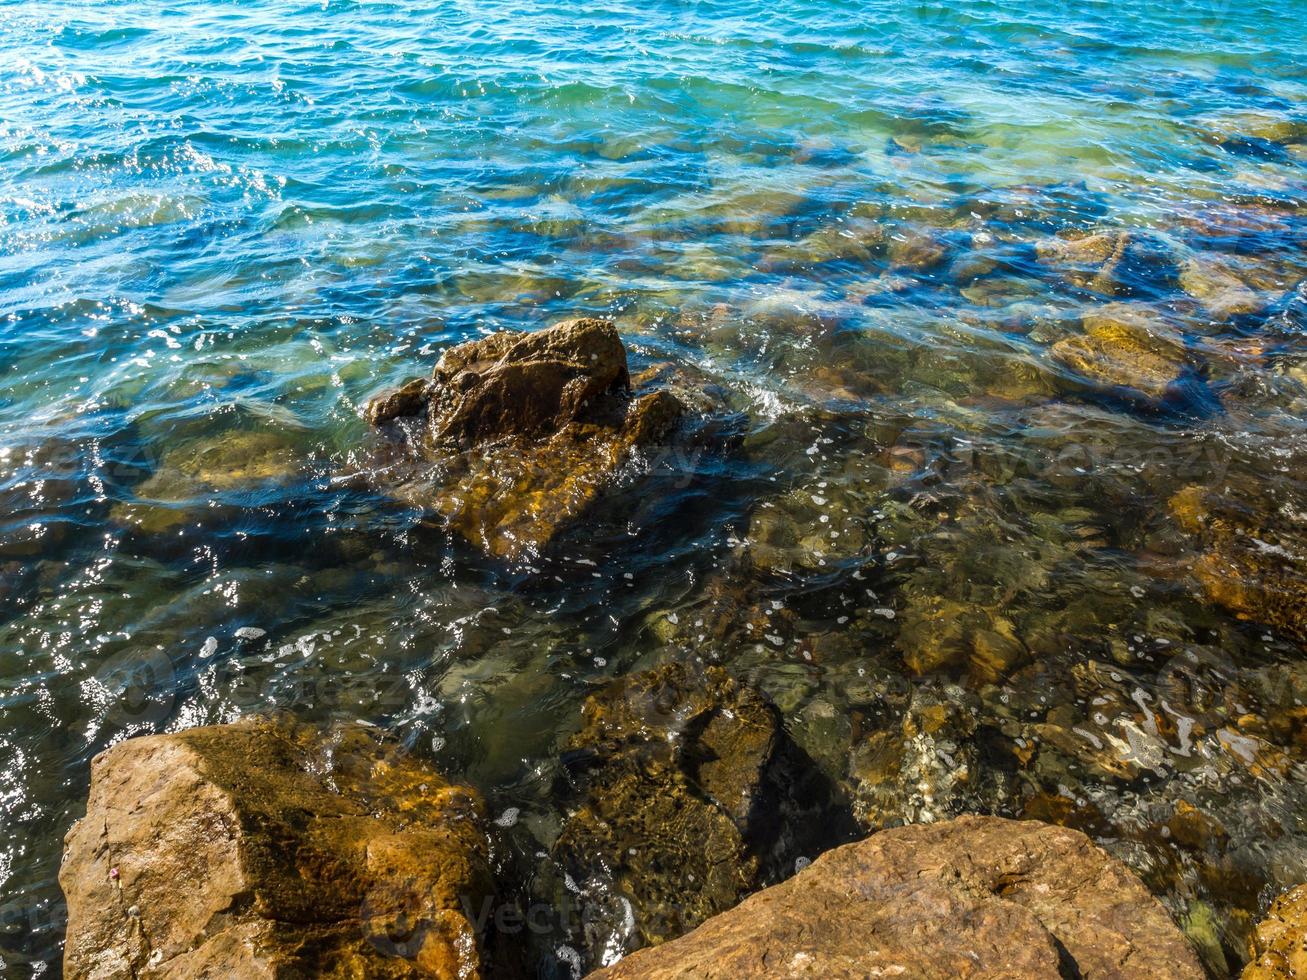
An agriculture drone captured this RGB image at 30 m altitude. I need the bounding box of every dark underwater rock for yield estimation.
[362,318,688,559]
[553,661,853,961]
[1169,484,1307,648]
[60,718,494,979]
[0,437,87,559]
[588,815,1205,980]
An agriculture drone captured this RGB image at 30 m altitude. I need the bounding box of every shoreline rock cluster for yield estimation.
[64,712,1307,979]
[53,317,1307,978]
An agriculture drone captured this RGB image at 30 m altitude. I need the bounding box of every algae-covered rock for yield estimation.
[1169,485,1307,648]
[1050,303,1192,402]
[362,319,689,558]
[896,594,1029,682]
[60,718,494,979]
[589,815,1206,980]
[744,485,876,575]
[1244,885,1307,979]
[1197,110,1307,148]
[553,661,851,959]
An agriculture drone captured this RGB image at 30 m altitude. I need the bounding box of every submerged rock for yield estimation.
[1244,885,1307,979]
[1035,228,1176,296]
[1169,485,1307,648]
[589,815,1205,979]
[897,594,1029,682]
[1050,303,1192,402]
[0,438,82,559]
[1179,253,1267,320]
[757,219,885,272]
[846,680,1015,831]
[886,225,951,271]
[363,318,687,558]
[60,718,494,979]
[111,429,304,533]
[553,661,852,960]
[1196,110,1307,149]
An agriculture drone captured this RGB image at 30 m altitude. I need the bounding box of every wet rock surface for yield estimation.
[588,815,1206,980]
[1244,885,1307,980]
[60,718,494,979]
[363,318,689,558]
[552,660,855,959]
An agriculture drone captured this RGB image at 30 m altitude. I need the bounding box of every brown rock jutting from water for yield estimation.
[587,814,1205,980]
[363,318,688,559]
[1243,884,1307,979]
[59,718,495,979]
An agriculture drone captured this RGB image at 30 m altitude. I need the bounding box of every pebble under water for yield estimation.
[2,0,1307,975]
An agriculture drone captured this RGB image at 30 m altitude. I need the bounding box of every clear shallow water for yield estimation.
[2,0,1307,974]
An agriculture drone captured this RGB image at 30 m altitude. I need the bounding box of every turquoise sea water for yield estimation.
[3,0,1307,974]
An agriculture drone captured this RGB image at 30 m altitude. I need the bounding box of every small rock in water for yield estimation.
[361,318,695,558]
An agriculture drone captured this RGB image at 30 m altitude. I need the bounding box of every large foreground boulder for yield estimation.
[60,718,494,979]
[364,318,686,558]
[588,815,1204,979]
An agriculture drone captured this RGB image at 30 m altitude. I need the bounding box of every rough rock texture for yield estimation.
[553,661,853,959]
[1050,303,1191,401]
[1169,484,1307,648]
[363,318,686,558]
[1244,885,1307,979]
[587,815,1205,980]
[61,718,494,979]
